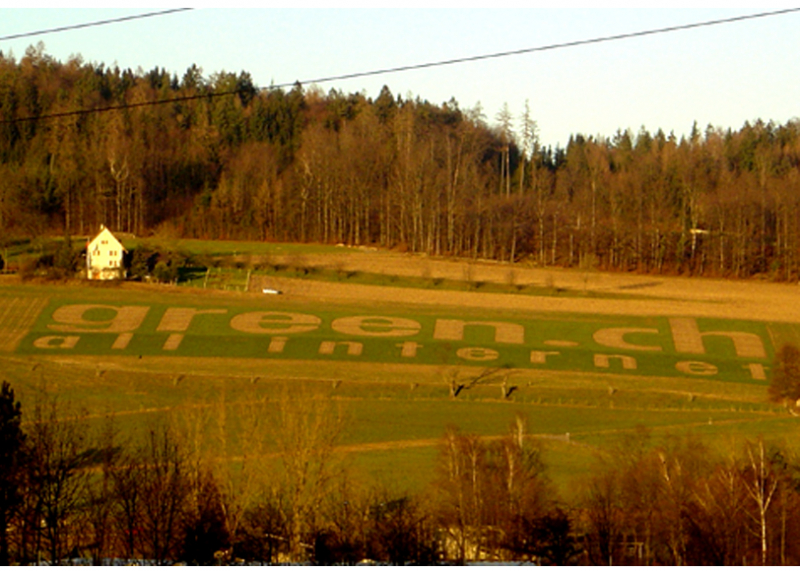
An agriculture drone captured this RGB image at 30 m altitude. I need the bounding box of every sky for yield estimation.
[1,6,799,148]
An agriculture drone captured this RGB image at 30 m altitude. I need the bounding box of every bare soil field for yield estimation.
[4,249,795,323]
[254,250,800,324]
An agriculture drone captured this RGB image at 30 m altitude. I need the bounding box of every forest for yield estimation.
[2,44,800,279]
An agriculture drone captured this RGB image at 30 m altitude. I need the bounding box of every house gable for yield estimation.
[86,225,127,280]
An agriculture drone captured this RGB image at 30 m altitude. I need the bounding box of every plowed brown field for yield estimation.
[249,250,800,323]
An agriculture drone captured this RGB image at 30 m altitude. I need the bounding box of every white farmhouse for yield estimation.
[86,225,126,280]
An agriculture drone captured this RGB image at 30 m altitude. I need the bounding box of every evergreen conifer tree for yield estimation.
[0,381,26,565]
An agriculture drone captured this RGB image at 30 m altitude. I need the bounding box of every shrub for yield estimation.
[129,247,158,280]
[769,344,800,404]
[53,237,79,273]
[153,261,178,284]
[18,258,36,281]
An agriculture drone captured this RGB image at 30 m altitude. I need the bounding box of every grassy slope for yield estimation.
[0,268,794,498]
[16,289,771,384]
[2,351,788,497]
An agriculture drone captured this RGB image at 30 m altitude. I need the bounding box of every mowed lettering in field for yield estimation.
[21,303,772,383]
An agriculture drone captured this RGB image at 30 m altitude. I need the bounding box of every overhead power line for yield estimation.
[292,7,800,87]
[0,91,241,125]
[1,7,798,125]
[0,8,193,42]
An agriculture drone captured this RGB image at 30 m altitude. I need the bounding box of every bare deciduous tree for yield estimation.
[136,424,189,564]
[742,438,780,566]
[22,393,91,564]
[268,384,347,561]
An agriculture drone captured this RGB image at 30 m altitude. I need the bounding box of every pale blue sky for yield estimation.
[2,6,799,148]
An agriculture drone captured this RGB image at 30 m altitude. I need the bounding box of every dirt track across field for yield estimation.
[255,250,800,324]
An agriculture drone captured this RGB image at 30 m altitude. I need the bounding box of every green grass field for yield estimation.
[16,292,772,383]
[0,277,794,498]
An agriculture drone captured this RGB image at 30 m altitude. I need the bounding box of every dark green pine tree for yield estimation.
[0,381,26,565]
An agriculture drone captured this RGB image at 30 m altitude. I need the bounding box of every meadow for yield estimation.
[1,245,795,498]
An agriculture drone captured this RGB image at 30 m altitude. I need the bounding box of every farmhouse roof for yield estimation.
[87,224,126,252]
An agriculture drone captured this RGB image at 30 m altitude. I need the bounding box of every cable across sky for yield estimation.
[286,7,800,89]
[1,7,798,129]
[0,8,193,43]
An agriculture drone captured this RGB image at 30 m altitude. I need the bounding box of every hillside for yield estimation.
[2,245,800,564]
[2,49,800,280]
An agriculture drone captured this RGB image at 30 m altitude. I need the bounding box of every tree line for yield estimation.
[2,44,800,279]
[3,378,800,565]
